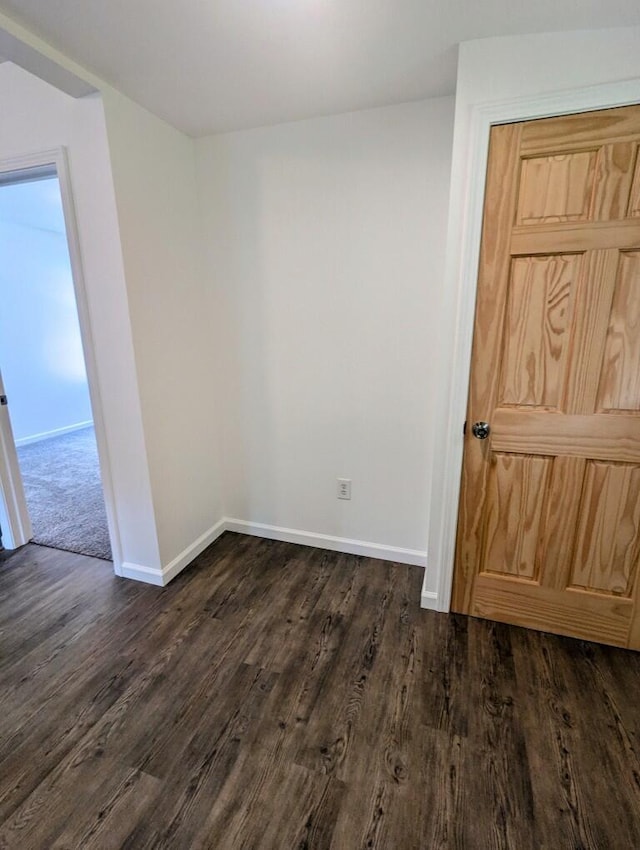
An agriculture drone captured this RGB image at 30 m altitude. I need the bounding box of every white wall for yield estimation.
[197,97,454,557]
[0,62,160,571]
[0,61,226,579]
[428,26,640,607]
[0,178,92,444]
[101,88,224,569]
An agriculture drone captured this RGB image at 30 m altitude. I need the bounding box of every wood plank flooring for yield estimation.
[0,533,639,849]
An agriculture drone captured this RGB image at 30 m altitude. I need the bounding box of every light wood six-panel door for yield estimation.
[453,105,640,649]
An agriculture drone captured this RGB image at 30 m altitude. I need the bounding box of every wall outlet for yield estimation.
[337,478,351,500]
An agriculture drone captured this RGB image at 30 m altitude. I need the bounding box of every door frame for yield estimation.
[0,147,122,568]
[427,77,640,613]
[0,365,32,548]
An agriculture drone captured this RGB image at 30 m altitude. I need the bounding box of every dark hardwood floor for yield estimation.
[0,534,639,849]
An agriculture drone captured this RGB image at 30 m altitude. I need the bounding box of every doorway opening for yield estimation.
[0,164,112,561]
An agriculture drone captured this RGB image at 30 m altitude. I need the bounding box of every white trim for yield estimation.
[420,590,439,611]
[161,518,227,584]
[120,561,165,587]
[0,148,124,573]
[120,518,227,587]
[225,518,428,567]
[55,148,124,576]
[431,77,640,615]
[15,420,93,448]
[118,518,427,588]
[0,369,32,549]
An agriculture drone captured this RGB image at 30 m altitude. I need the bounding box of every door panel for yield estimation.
[453,104,640,648]
[517,151,597,224]
[483,453,552,580]
[629,159,640,216]
[569,461,640,596]
[592,143,637,221]
[500,255,576,410]
[597,251,640,411]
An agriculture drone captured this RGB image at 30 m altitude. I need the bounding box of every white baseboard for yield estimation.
[420,589,439,611]
[161,518,227,585]
[120,561,165,586]
[120,517,427,588]
[224,518,428,567]
[15,420,93,447]
[120,518,227,587]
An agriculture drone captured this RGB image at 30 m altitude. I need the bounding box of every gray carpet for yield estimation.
[17,426,112,561]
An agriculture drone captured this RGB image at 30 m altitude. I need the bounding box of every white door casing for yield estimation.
[0,148,122,568]
[0,366,31,549]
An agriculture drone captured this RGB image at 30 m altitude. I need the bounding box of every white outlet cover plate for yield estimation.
[337,478,352,500]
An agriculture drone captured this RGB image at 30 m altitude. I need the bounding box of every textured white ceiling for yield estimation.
[1,1,640,136]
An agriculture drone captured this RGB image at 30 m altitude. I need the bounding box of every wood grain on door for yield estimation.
[453,105,640,649]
